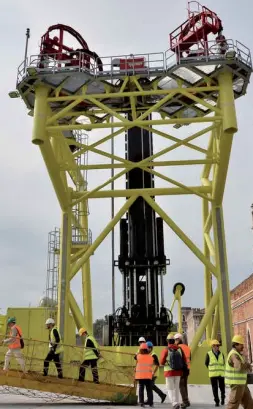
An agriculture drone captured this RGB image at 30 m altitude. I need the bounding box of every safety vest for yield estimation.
[9,325,22,349]
[151,351,160,376]
[225,349,247,386]
[208,350,225,377]
[180,344,191,369]
[84,335,99,360]
[50,327,64,354]
[135,353,153,380]
[164,347,182,372]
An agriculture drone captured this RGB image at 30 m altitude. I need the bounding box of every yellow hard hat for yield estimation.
[79,328,87,336]
[232,335,244,345]
[211,339,220,346]
[167,333,174,340]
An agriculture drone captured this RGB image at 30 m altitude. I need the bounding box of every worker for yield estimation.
[205,339,225,407]
[145,341,167,404]
[135,342,154,407]
[2,317,26,372]
[225,334,253,409]
[216,30,228,55]
[174,333,191,408]
[160,333,187,409]
[134,336,146,360]
[43,318,63,379]
[78,327,100,383]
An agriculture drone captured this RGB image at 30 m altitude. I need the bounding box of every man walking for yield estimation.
[205,339,225,407]
[3,317,26,372]
[174,333,191,408]
[43,318,63,378]
[78,327,100,383]
[145,341,166,404]
[225,335,253,409]
[135,342,154,407]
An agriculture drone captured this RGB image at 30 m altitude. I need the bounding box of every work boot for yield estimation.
[221,398,225,405]
[181,403,190,408]
[215,403,220,407]
[161,393,167,403]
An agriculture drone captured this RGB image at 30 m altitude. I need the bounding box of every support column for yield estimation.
[203,199,212,340]
[32,86,48,145]
[80,199,93,333]
[58,209,72,344]
[212,205,232,354]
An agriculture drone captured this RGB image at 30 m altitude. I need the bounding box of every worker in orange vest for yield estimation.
[2,317,26,372]
[135,342,154,407]
[174,333,191,408]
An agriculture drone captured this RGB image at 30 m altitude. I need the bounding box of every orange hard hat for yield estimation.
[139,342,148,350]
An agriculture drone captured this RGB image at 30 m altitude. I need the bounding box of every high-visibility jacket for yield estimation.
[84,335,99,360]
[164,347,182,372]
[225,349,247,386]
[208,350,225,378]
[151,351,160,376]
[9,325,22,349]
[50,327,64,354]
[180,344,191,369]
[135,353,153,380]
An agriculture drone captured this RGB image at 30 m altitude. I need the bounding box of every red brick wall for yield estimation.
[231,274,253,362]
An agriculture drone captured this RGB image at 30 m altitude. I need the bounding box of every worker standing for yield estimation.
[146,341,167,404]
[2,317,26,372]
[78,328,100,383]
[174,333,191,408]
[205,339,225,407]
[160,334,187,409]
[225,335,253,409]
[135,342,154,407]
[43,318,63,379]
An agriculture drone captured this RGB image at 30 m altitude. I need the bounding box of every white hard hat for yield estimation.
[45,318,55,325]
[174,333,183,340]
[138,336,146,342]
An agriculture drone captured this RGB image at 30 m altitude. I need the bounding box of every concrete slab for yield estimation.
[0,385,252,408]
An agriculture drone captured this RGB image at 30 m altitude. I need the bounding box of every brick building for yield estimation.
[231,273,253,363]
[182,274,253,360]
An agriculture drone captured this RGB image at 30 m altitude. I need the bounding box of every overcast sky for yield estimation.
[0,0,253,321]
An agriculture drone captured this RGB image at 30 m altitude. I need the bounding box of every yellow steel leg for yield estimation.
[211,305,219,340]
[203,199,212,340]
[32,86,48,145]
[212,205,232,354]
[57,209,72,344]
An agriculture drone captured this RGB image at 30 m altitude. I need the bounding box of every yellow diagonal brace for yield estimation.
[68,290,85,329]
[204,210,212,233]
[88,97,130,123]
[70,246,87,264]
[204,233,215,257]
[46,96,85,126]
[130,96,137,120]
[131,76,144,92]
[144,167,212,201]
[142,194,217,276]
[120,77,129,93]
[181,89,221,115]
[70,195,138,279]
[137,92,176,121]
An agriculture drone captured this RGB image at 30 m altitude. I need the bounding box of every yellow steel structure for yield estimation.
[15,39,251,358]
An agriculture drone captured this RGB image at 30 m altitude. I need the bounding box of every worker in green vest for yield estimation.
[43,318,63,378]
[78,327,100,383]
[225,335,253,409]
[205,339,225,406]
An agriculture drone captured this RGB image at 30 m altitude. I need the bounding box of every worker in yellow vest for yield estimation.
[205,339,225,407]
[78,328,100,383]
[225,335,253,409]
[43,318,63,378]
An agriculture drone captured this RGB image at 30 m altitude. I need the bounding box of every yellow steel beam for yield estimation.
[70,196,138,279]
[142,194,217,276]
[204,209,212,234]
[47,96,85,126]
[129,96,137,120]
[65,159,216,171]
[32,86,49,145]
[212,205,232,354]
[68,290,85,329]
[211,305,220,340]
[202,127,216,179]
[136,92,177,121]
[191,289,219,357]
[47,116,222,132]
[119,76,129,92]
[88,97,130,123]
[70,246,87,264]
[212,71,237,205]
[47,86,220,102]
[204,233,215,257]
[203,199,212,340]
[72,186,212,199]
